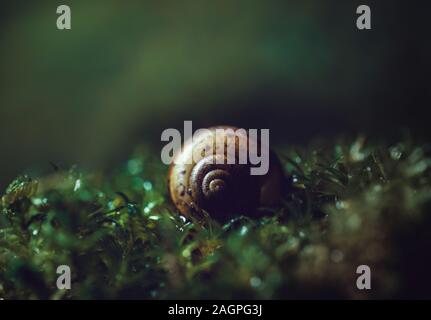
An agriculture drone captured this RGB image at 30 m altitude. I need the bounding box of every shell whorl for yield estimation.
[168,126,282,221]
[188,154,259,219]
[191,156,232,204]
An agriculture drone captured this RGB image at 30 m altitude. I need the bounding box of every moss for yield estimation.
[1,136,431,299]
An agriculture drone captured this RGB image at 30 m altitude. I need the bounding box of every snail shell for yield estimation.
[168,126,282,221]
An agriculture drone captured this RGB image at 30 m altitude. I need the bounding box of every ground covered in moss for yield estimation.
[1,136,431,299]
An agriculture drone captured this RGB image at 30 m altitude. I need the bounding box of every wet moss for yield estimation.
[1,136,431,299]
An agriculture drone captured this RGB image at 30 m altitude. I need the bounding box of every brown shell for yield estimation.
[168,126,282,221]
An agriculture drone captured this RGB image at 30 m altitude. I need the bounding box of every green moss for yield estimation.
[1,137,431,299]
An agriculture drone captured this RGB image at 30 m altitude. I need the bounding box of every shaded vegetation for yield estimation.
[1,136,431,299]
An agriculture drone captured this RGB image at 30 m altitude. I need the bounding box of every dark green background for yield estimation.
[0,0,429,188]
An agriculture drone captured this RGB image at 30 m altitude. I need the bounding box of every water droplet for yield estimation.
[250,276,262,288]
[182,248,191,258]
[127,159,143,175]
[373,184,382,192]
[350,140,366,161]
[389,146,402,160]
[335,200,347,210]
[239,226,248,236]
[73,179,81,192]
[143,181,153,191]
[144,201,156,214]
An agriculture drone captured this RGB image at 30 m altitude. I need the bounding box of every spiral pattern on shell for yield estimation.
[168,126,282,221]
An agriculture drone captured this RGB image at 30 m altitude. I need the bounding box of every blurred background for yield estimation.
[0,0,429,188]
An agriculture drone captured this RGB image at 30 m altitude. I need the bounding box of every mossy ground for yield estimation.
[1,136,431,299]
